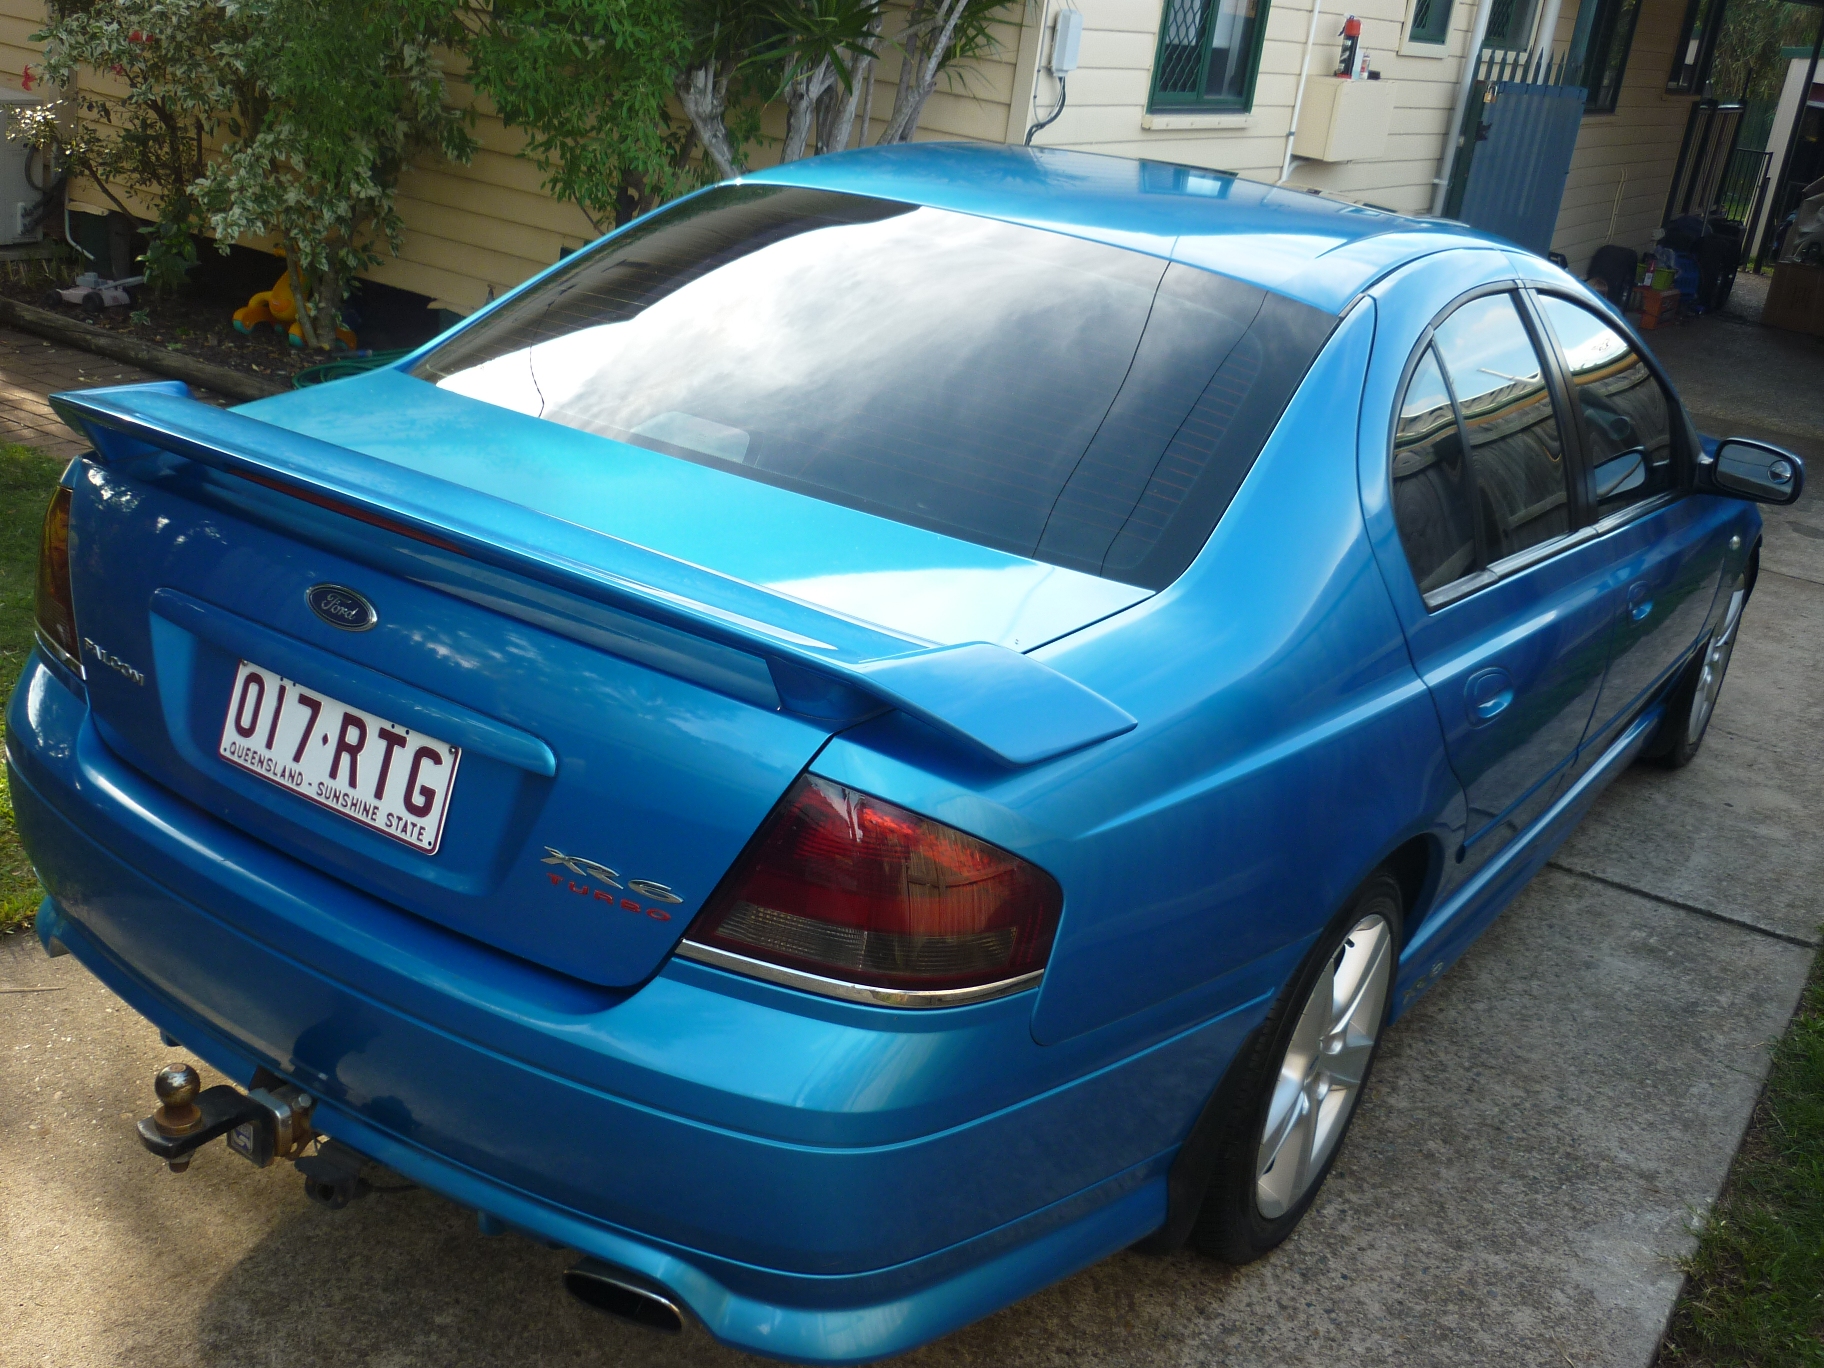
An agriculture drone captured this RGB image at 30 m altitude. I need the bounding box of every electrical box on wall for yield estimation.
[0,89,46,245]
[1293,77,1396,162]
[1050,9,1082,73]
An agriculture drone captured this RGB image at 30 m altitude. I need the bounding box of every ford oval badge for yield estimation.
[307,584,378,632]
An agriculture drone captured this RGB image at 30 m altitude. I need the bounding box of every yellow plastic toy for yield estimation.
[233,271,356,349]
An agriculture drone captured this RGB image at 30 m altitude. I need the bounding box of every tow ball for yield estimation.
[136,1062,317,1174]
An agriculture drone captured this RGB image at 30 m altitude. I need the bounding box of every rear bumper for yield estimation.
[7,651,1263,1363]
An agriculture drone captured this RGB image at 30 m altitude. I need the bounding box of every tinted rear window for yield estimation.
[413,186,1336,590]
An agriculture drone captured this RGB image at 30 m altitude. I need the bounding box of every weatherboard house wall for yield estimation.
[0,0,1695,308]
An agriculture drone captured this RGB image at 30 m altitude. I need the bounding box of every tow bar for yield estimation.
[136,1058,339,1176]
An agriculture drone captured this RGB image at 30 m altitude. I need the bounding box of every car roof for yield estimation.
[747,143,1508,315]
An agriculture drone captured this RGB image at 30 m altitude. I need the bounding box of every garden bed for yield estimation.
[0,240,448,394]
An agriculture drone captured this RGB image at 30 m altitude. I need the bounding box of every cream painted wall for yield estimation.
[1547,0,1696,275]
[1012,0,1699,276]
[1018,0,1490,214]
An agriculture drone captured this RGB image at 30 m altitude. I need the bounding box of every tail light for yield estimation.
[34,484,81,675]
[683,776,1062,1005]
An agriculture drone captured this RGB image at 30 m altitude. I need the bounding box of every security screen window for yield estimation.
[1407,0,1454,47]
[1479,0,1539,48]
[1536,295,1676,518]
[415,185,1335,591]
[1150,0,1271,110]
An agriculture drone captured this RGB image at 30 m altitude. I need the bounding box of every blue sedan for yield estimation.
[8,144,1804,1362]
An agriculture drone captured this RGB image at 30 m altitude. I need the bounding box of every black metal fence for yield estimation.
[1715,147,1771,224]
[1665,100,1746,222]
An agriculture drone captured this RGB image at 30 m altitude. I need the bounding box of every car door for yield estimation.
[1370,284,1617,873]
[1529,292,1727,759]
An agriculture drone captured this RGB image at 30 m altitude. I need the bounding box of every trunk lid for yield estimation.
[54,383,1136,987]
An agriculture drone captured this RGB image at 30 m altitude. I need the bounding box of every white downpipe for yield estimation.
[1279,0,1330,184]
[1531,0,1565,67]
[1431,0,1497,215]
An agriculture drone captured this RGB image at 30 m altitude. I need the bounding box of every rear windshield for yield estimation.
[412,185,1336,591]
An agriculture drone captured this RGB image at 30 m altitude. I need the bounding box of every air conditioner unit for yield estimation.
[0,89,49,246]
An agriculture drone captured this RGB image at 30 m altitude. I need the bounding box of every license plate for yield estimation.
[217,660,460,853]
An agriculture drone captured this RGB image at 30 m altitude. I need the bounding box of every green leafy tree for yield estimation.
[875,0,1010,144]
[474,0,1017,224]
[22,0,255,287]
[198,0,476,348]
[676,0,1016,178]
[1710,0,1819,106]
[463,0,699,231]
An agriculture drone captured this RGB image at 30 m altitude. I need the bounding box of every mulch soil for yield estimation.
[0,244,446,386]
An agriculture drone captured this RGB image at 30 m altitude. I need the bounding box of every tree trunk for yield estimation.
[283,243,320,351]
[812,80,840,157]
[676,61,740,180]
[781,57,837,163]
[820,27,880,154]
[856,51,878,146]
[875,0,972,145]
[154,101,187,215]
[311,264,344,352]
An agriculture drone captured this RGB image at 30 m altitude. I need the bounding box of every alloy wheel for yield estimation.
[1254,913,1393,1219]
[1687,577,1746,747]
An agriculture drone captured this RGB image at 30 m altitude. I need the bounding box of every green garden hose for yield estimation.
[292,348,413,389]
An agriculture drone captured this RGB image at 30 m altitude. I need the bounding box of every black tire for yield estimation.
[1643,645,1710,769]
[1190,871,1403,1264]
[1644,564,1750,769]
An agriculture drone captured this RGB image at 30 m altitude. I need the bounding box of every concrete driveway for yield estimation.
[3,310,1820,1368]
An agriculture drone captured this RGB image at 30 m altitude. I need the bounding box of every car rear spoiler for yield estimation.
[51,382,1136,767]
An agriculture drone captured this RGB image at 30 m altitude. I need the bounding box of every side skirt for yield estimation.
[1391,700,1665,1018]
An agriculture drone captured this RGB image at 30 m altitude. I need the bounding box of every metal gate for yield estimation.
[1445,51,1588,256]
[1664,99,1747,221]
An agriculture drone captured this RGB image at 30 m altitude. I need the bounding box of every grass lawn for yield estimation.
[1660,956,1824,1366]
[1,442,67,934]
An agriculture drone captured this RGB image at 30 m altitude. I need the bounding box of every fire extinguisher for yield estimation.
[1337,15,1363,78]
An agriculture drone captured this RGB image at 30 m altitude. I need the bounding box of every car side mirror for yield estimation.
[1708,439,1806,505]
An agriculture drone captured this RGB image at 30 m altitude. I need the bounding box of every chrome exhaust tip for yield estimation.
[563,1258,684,1333]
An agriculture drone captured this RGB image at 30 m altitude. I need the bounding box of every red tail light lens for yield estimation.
[686,777,1062,999]
[34,484,81,674]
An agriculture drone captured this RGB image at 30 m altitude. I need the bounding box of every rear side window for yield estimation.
[413,185,1336,590]
[1391,292,1571,600]
[1535,295,1676,519]
[1391,346,1476,594]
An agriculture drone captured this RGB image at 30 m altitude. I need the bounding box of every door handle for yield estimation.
[1465,667,1514,726]
[1627,581,1653,622]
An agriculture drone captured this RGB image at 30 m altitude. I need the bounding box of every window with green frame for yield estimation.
[1149,0,1272,111]
[1579,0,1644,110]
[1408,0,1454,46]
[1480,0,1540,46]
